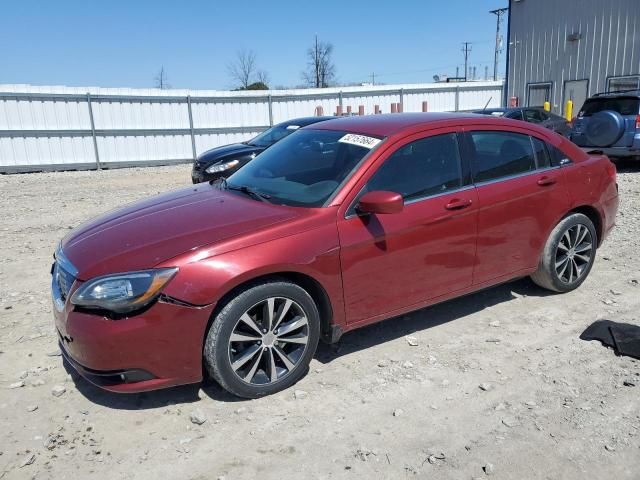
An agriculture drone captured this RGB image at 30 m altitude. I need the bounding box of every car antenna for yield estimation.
[482,97,493,112]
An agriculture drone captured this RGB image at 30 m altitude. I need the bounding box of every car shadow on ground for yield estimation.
[612,158,640,172]
[63,362,247,411]
[314,277,553,363]
[66,278,551,409]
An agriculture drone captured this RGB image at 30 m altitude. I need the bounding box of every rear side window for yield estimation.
[580,97,640,117]
[365,133,462,201]
[506,110,524,121]
[524,109,546,123]
[469,131,536,182]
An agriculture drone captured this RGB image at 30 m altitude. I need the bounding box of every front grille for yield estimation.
[56,263,76,301]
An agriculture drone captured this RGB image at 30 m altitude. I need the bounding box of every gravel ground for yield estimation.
[0,164,639,480]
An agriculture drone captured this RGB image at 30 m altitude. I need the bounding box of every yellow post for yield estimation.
[565,100,573,121]
[543,101,550,112]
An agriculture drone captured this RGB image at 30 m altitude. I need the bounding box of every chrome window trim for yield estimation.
[473,165,561,188]
[343,132,466,219]
[344,184,475,220]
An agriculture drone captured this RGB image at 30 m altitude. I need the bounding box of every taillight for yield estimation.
[636,115,640,130]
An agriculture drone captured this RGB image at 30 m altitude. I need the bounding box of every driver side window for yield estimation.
[364,133,463,202]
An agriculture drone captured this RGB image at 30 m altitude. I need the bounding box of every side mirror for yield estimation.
[357,191,404,215]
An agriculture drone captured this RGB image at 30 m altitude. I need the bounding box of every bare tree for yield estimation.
[154,66,170,89]
[303,36,336,88]
[256,69,270,86]
[228,49,257,89]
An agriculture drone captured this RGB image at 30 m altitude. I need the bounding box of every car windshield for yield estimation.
[580,97,640,117]
[247,125,299,148]
[227,129,381,207]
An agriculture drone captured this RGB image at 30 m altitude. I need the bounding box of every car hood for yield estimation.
[61,184,300,280]
[197,143,263,164]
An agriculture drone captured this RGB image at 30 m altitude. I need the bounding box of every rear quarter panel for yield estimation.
[559,151,618,245]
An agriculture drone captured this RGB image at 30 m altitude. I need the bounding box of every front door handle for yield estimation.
[445,198,473,211]
[537,176,556,186]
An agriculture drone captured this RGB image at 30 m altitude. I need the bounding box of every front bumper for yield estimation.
[53,282,214,393]
[192,170,223,184]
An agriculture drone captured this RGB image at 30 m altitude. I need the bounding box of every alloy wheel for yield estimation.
[555,223,593,284]
[228,297,310,385]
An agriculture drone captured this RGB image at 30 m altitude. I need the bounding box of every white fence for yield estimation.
[0,81,504,173]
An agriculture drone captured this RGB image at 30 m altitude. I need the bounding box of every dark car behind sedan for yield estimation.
[191,116,333,183]
[473,107,572,137]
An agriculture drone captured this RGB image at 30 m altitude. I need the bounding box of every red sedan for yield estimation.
[52,113,619,398]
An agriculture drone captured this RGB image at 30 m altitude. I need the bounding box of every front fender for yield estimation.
[158,222,346,330]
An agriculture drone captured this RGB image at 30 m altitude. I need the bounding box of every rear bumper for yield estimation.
[571,133,640,158]
[596,147,640,159]
[54,296,214,393]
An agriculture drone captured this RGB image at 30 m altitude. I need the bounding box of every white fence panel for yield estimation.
[0,81,503,172]
[195,131,265,154]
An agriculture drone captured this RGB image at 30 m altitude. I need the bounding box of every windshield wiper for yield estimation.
[222,180,272,203]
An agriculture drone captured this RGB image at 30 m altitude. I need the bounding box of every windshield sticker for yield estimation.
[286,125,301,130]
[338,133,381,149]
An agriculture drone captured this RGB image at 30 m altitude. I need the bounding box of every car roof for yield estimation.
[591,90,640,99]
[309,112,528,137]
[275,116,334,128]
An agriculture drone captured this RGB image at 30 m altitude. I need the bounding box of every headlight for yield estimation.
[205,159,240,173]
[70,268,178,314]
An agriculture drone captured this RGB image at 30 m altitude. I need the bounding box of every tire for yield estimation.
[585,110,625,147]
[531,213,597,293]
[204,280,320,399]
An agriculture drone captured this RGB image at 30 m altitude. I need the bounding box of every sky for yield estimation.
[0,0,509,90]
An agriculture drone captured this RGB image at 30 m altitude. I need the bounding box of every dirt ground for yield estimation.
[0,164,638,480]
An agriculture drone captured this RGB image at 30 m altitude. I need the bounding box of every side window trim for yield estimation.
[464,129,539,185]
[344,131,466,218]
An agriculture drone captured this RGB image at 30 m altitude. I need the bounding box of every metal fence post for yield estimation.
[187,95,197,161]
[86,93,101,170]
[455,86,460,112]
[399,88,404,111]
[268,94,274,126]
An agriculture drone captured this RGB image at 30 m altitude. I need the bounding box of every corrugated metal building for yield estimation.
[505,0,640,115]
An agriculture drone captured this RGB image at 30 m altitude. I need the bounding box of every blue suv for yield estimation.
[570,90,640,160]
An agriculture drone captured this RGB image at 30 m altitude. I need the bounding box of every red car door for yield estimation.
[466,128,571,285]
[337,131,478,326]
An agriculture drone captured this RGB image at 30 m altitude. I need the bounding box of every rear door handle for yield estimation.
[445,198,473,211]
[537,176,556,186]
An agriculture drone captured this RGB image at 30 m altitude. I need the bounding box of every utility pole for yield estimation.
[370,72,376,85]
[490,8,509,81]
[461,42,472,81]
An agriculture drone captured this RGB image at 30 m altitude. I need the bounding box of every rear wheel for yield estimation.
[530,213,597,293]
[204,280,320,399]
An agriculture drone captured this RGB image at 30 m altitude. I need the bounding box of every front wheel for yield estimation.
[204,280,320,399]
[531,213,597,293]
